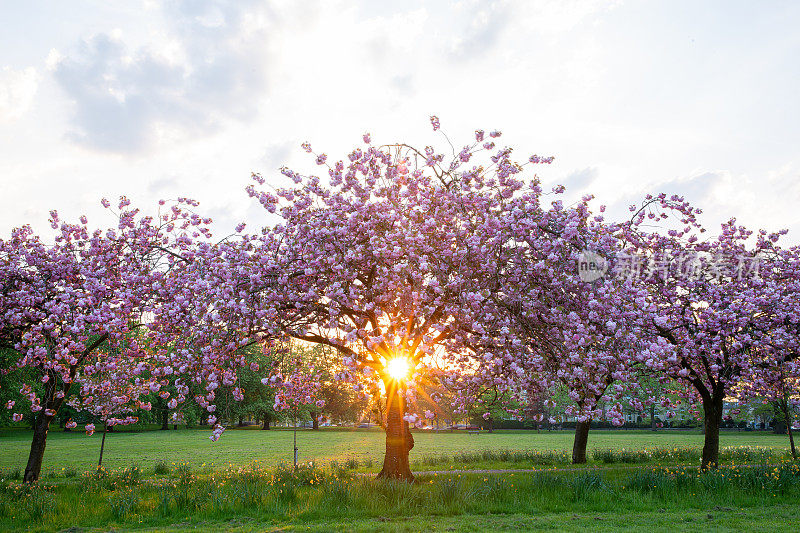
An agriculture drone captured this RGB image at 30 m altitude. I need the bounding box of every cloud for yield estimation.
[50,0,275,152]
[259,141,294,171]
[0,66,38,121]
[656,171,722,205]
[147,177,178,195]
[448,1,511,60]
[391,74,415,96]
[560,167,598,192]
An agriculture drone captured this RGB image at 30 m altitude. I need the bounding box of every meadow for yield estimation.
[2,428,798,531]
[1,459,799,532]
[0,426,791,474]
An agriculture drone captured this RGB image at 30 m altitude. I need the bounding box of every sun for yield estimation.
[386,356,411,381]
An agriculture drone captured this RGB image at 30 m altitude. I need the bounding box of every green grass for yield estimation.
[0,427,791,474]
[151,507,800,532]
[1,462,799,532]
[1,428,797,531]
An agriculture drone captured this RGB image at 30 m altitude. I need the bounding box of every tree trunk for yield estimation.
[238,416,244,427]
[23,411,53,483]
[312,413,319,430]
[487,417,494,433]
[98,423,108,467]
[23,369,63,484]
[780,400,797,460]
[377,387,414,481]
[650,403,657,431]
[293,418,298,469]
[572,419,591,464]
[701,392,724,470]
[262,418,271,430]
[161,408,169,430]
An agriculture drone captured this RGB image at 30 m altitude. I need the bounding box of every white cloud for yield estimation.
[0,66,38,121]
[0,0,799,245]
[49,0,277,152]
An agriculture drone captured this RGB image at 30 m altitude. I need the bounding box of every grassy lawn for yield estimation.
[125,507,800,532]
[0,427,791,474]
[1,429,797,532]
[2,463,799,532]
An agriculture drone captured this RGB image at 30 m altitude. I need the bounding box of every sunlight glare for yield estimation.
[386,356,411,381]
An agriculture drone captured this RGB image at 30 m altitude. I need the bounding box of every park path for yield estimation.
[353,462,781,476]
[355,467,623,476]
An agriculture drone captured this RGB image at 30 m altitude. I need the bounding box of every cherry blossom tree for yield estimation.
[270,352,324,468]
[735,244,800,459]
[238,120,574,480]
[0,198,206,482]
[741,355,799,459]
[618,194,799,469]
[491,192,653,463]
[72,371,145,467]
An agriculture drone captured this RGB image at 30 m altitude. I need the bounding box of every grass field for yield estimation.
[0,427,792,474]
[146,507,800,532]
[1,428,798,531]
[2,462,799,532]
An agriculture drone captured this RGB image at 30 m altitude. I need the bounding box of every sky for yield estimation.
[1,0,799,243]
